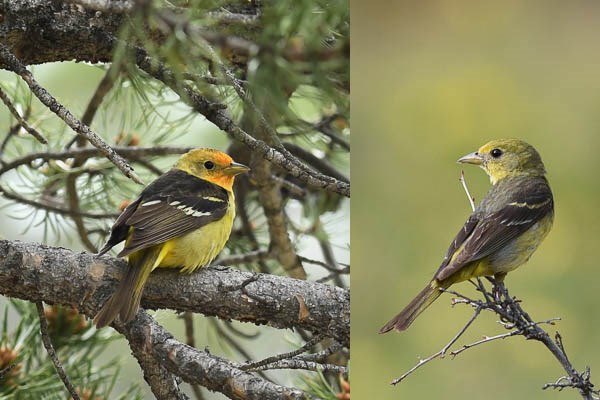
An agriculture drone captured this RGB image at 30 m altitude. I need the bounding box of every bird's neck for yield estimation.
[204,175,235,192]
[491,171,545,185]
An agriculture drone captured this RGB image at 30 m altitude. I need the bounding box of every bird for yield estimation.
[93,148,250,328]
[380,139,554,333]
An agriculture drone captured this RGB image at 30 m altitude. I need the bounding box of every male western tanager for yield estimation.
[380,139,554,333]
[94,148,249,328]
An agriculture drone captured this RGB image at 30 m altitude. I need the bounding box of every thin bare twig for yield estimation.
[391,305,482,385]
[393,279,598,399]
[0,86,47,144]
[179,311,205,400]
[0,183,119,219]
[450,317,562,358]
[245,358,347,374]
[301,341,345,362]
[35,302,81,400]
[217,250,270,266]
[298,255,349,274]
[0,146,191,176]
[459,170,476,212]
[241,334,325,371]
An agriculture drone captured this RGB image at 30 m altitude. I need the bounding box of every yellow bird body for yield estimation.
[94,149,248,328]
[148,191,236,272]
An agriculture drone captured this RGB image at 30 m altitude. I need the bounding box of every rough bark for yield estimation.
[0,0,122,67]
[114,313,307,400]
[0,240,349,347]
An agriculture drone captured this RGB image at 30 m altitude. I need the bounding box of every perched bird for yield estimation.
[380,139,554,333]
[94,148,249,328]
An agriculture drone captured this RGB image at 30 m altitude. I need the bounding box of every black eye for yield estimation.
[490,148,503,158]
[204,161,215,170]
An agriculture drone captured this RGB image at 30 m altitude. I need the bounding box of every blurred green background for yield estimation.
[352,1,600,399]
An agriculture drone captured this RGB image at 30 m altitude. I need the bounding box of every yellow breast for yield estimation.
[157,191,235,272]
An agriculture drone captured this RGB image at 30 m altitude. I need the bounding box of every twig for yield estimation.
[0,43,143,185]
[179,311,205,400]
[449,325,539,357]
[0,146,191,176]
[245,358,347,374]
[217,250,270,266]
[311,114,350,151]
[0,124,21,156]
[130,156,164,175]
[35,302,81,400]
[211,319,256,364]
[543,368,600,399]
[392,279,598,399]
[298,255,349,274]
[391,306,482,385]
[272,175,307,198]
[301,341,345,362]
[181,311,196,347]
[459,170,476,211]
[0,86,47,144]
[0,183,119,219]
[241,334,325,371]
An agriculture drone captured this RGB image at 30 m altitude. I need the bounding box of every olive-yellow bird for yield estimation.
[94,148,249,328]
[380,139,554,333]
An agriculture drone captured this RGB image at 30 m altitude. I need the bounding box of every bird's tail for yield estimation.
[94,249,158,328]
[379,281,443,333]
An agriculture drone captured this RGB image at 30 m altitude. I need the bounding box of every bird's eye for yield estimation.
[204,161,215,170]
[490,148,503,158]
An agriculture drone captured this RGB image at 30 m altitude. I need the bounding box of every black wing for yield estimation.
[97,169,229,257]
[435,176,553,281]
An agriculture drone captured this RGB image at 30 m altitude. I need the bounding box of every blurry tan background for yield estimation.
[352,1,600,399]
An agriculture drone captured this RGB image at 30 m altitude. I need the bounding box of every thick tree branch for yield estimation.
[0,240,349,347]
[0,0,121,66]
[115,312,307,400]
[114,317,189,400]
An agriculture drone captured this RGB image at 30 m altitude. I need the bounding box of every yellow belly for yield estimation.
[155,192,235,273]
[487,215,554,274]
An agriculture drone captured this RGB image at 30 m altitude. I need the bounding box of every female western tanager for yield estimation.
[94,148,249,328]
[380,139,554,333]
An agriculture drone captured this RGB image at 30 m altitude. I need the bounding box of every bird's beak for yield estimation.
[457,151,483,165]
[225,161,250,175]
